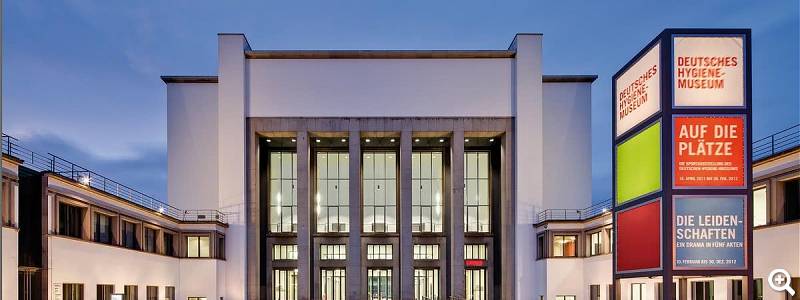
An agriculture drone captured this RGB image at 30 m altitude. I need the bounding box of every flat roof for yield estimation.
[162,74,598,84]
[245,50,516,59]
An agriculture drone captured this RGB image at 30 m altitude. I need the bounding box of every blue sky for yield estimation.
[4,0,798,204]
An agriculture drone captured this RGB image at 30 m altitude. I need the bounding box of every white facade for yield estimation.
[164,33,595,299]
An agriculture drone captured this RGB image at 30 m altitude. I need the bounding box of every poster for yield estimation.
[673,196,746,269]
[673,115,746,188]
[616,199,662,272]
[673,36,745,107]
[616,121,662,205]
[615,42,661,137]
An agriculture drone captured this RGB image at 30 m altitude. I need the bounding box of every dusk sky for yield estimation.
[4,0,798,203]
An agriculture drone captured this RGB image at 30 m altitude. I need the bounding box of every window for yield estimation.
[412,151,444,233]
[731,279,743,300]
[537,235,545,258]
[165,287,175,300]
[94,213,114,245]
[97,284,114,300]
[2,179,18,226]
[163,233,175,256]
[63,283,84,300]
[753,186,768,226]
[464,152,490,233]
[186,236,210,258]
[123,285,137,300]
[588,231,602,256]
[556,296,576,300]
[321,269,346,300]
[187,298,207,300]
[785,178,800,222]
[146,286,158,300]
[413,244,439,260]
[217,236,226,259]
[631,283,645,300]
[59,202,84,238]
[691,281,714,300]
[589,285,600,300]
[316,152,349,233]
[273,269,298,300]
[270,152,298,233]
[414,269,439,300]
[368,268,392,300]
[552,235,577,257]
[464,244,487,260]
[144,228,157,253]
[367,244,393,260]
[754,279,763,300]
[320,244,347,260]
[121,221,139,250]
[273,244,298,260]
[608,229,614,253]
[363,152,397,233]
[465,269,486,300]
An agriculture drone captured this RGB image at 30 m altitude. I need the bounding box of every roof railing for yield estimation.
[2,134,227,224]
[753,124,800,162]
[537,198,612,223]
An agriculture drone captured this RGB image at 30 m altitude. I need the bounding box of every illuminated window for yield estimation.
[414,269,439,300]
[363,152,397,233]
[464,244,487,260]
[97,285,113,300]
[320,244,347,260]
[631,283,645,300]
[123,285,138,300]
[367,244,393,260]
[165,287,175,300]
[588,231,602,256]
[367,268,392,300]
[465,269,486,300]
[146,286,158,300]
[186,236,210,258]
[753,186,768,227]
[273,244,298,260]
[552,235,577,257]
[414,244,440,260]
[556,296,576,300]
[316,152,349,233]
[321,269,346,300]
[273,269,298,300]
[270,152,298,233]
[464,152,490,233]
[63,283,84,300]
[412,151,444,233]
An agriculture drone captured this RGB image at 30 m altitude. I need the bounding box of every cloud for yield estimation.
[14,132,168,202]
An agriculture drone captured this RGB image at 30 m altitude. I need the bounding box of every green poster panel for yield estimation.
[616,121,662,205]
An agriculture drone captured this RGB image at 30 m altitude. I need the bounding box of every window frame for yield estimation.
[414,268,439,300]
[367,268,393,300]
[411,150,446,233]
[320,268,347,300]
[63,283,85,300]
[366,244,393,260]
[58,200,87,239]
[464,151,491,233]
[753,184,769,227]
[272,268,299,300]
[185,234,211,258]
[120,219,141,250]
[314,151,351,234]
[268,151,299,233]
[143,226,158,253]
[362,151,399,233]
[272,244,299,261]
[587,230,603,256]
[93,211,115,245]
[551,234,578,257]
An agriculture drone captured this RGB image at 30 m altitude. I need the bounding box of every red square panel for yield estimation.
[616,199,662,272]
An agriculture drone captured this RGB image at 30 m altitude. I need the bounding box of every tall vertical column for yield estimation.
[399,130,414,299]
[510,33,543,300]
[347,130,363,299]
[449,130,465,298]
[295,131,312,300]
[217,33,251,300]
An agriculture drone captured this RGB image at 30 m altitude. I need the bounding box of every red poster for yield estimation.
[673,115,746,188]
[617,200,662,272]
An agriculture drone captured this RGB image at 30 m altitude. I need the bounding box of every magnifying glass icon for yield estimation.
[768,269,796,296]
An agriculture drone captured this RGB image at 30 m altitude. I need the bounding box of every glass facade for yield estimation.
[367,268,393,300]
[414,269,439,300]
[321,269,346,300]
[411,151,444,233]
[273,269,298,300]
[270,152,298,233]
[464,152,490,233]
[316,152,350,233]
[363,152,397,233]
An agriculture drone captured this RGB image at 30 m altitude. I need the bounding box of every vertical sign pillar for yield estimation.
[613,29,752,300]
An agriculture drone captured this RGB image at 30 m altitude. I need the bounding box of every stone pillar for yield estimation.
[399,130,414,299]
[296,131,312,300]
[450,130,465,298]
[347,130,363,298]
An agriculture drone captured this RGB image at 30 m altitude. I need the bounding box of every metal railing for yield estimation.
[2,134,226,223]
[537,198,613,223]
[753,124,800,162]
